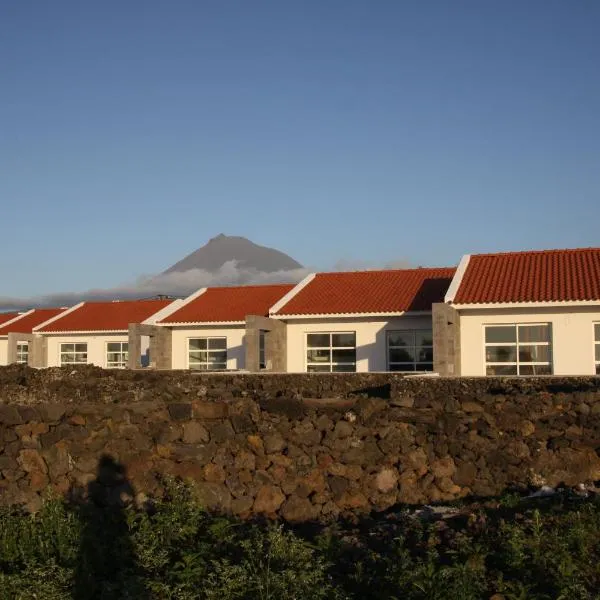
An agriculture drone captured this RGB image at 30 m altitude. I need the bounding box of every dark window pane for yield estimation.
[417,347,433,362]
[307,334,330,348]
[389,363,416,372]
[416,362,434,371]
[519,364,552,376]
[332,349,356,363]
[307,364,331,372]
[485,326,516,344]
[332,333,355,348]
[107,342,121,352]
[75,344,87,353]
[485,346,517,362]
[208,351,227,364]
[307,349,330,363]
[518,324,549,343]
[61,353,74,364]
[389,348,415,363]
[596,364,600,375]
[595,345,600,362]
[61,344,74,353]
[189,338,207,350]
[595,324,600,342]
[209,338,227,350]
[486,365,518,376]
[332,364,356,372]
[518,345,550,363]
[416,330,433,346]
[388,331,414,347]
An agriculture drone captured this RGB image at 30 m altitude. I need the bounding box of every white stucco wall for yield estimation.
[458,306,600,376]
[44,333,130,368]
[283,315,434,373]
[0,339,7,366]
[169,325,246,370]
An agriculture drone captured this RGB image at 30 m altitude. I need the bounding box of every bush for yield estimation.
[0,485,600,599]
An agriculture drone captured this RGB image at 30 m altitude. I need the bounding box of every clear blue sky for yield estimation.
[1,0,599,298]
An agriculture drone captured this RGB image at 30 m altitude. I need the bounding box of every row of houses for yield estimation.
[1,246,599,376]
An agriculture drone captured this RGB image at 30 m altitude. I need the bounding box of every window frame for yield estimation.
[259,330,266,370]
[59,342,88,366]
[106,341,129,369]
[187,336,228,371]
[386,329,434,372]
[484,323,552,376]
[305,331,356,373]
[594,323,600,375]
[16,342,29,365]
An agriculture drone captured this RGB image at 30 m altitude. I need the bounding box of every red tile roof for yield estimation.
[272,268,456,316]
[36,299,173,332]
[452,247,600,304]
[0,308,66,336]
[160,284,295,324]
[0,312,20,327]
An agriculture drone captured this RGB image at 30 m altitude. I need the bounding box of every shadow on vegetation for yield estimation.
[71,455,146,599]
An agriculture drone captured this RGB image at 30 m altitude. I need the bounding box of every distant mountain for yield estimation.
[163,234,303,274]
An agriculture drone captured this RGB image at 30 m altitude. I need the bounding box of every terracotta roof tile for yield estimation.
[0,312,21,327]
[36,299,173,332]
[160,284,295,324]
[453,247,600,304]
[273,268,456,316]
[0,308,67,336]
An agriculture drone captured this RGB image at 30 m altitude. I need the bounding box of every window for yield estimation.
[188,337,227,370]
[16,342,29,365]
[60,343,88,366]
[259,330,266,370]
[106,342,128,369]
[595,324,600,375]
[485,324,552,376]
[306,332,356,372]
[387,330,433,371]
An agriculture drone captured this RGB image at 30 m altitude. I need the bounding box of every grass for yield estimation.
[1,482,600,599]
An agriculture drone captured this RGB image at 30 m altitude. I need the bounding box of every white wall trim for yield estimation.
[272,310,407,320]
[0,309,34,332]
[142,299,184,325]
[269,273,316,316]
[165,320,246,327]
[453,300,600,310]
[444,254,471,303]
[155,288,208,324]
[33,302,85,333]
[38,329,128,336]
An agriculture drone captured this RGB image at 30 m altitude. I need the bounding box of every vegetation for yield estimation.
[1,482,600,599]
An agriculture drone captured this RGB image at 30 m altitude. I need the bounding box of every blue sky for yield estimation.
[1,0,599,299]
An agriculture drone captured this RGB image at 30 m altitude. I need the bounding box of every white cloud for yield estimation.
[0,257,414,312]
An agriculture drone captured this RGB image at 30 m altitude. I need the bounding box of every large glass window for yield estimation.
[259,330,266,370]
[106,342,128,369]
[16,342,29,365]
[306,332,356,372]
[60,343,88,366]
[485,324,552,376]
[189,337,227,370]
[595,324,600,375]
[387,330,433,371]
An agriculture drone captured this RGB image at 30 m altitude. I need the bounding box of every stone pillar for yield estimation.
[245,315,287,372]
[6,333,47,368]
[128,324,172,370]
[432,303,461,376]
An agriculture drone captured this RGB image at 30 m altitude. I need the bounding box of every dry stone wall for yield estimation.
[1,365,600,519]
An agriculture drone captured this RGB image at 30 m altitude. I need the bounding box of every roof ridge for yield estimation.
[314,266,456,276]
[472,247,600,258]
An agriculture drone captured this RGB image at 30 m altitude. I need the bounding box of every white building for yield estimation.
[436,247,600,376]
[33,299,175,368]
[270,268,456,373]
[155,284,295,370]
